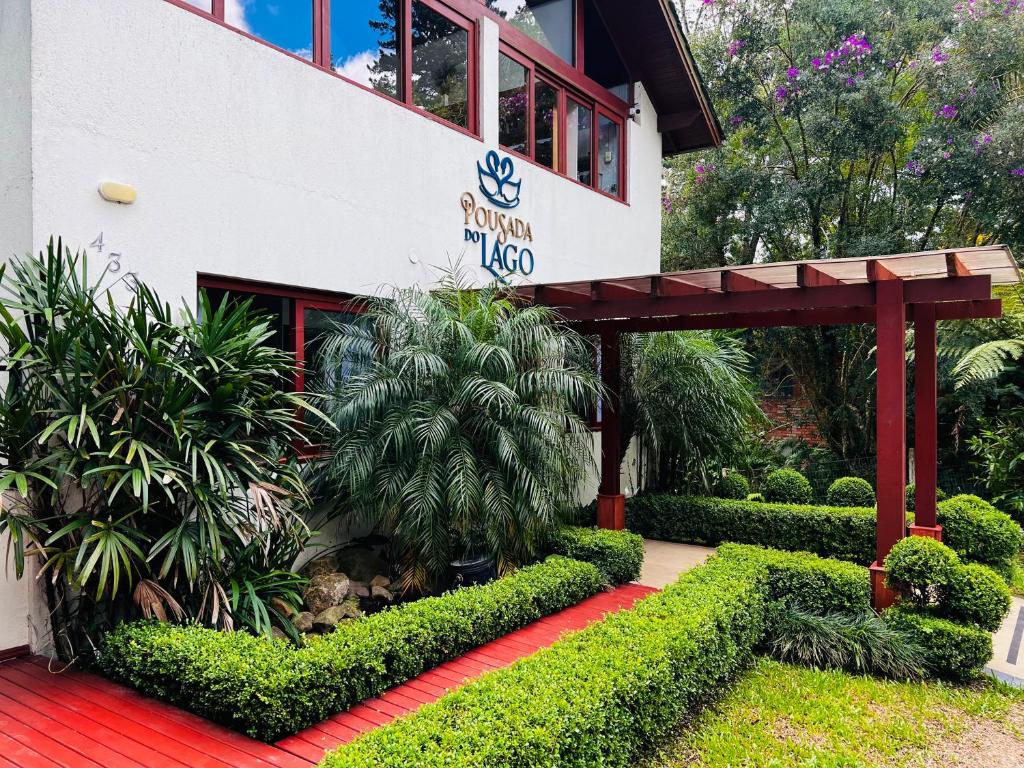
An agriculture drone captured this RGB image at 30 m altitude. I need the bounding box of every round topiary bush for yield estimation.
[826,477,876,508]
[715,473,750,500]
[943,562,1011,632]
[938,494,1024,572]
[884,536,961,604]
[905,483,947,511]
[762,469,813,505]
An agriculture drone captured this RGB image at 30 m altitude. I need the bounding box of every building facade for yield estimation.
[0,0,718,655]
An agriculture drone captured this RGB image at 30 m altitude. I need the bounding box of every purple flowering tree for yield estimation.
[663,0,1024,462]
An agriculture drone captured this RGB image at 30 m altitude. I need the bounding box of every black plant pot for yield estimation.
[450,555,497,588]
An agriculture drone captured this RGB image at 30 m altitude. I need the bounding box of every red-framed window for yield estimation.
[493,0,630,201]
[165,0,479,136]
[196,275,364,396]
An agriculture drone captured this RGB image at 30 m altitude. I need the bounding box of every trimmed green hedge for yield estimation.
[320,544,868,768]
[627,492,1024,575]
[627,494,876,564]
[938,494,1024,575]
[548,526,644,584]
[763,469,813,504]
[827,477,876,508]
[100,555,604,741]
[883,606,992,680]
[715,473,750,500]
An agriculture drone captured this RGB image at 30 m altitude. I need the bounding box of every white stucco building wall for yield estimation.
[19,0,663,307]
[0,0,698,653]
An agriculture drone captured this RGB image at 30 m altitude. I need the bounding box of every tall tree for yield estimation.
[664,0,1024,461]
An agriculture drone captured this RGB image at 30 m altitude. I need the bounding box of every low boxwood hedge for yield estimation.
[627,493,1024,575]
[548,526,644,584]
[627,494,877,564]
[320,544,869,768]
[100,555,604,741]
[883,606,992,680]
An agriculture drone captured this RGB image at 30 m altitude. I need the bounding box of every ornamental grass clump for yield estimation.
[313,271,601,592]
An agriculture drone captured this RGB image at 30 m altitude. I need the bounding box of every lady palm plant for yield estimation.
[620,331,765,493]
[0,239,319,657]
[312,272,600,591]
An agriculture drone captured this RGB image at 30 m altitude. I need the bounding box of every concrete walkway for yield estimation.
[637,539,715,588]
[988,595,1024,686]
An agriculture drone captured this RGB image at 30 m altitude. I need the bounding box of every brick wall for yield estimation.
[760,382,825,445]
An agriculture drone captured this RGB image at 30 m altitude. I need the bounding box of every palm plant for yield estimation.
[312,272,600,592]
[619,331,766,493]
[0,240,320,658]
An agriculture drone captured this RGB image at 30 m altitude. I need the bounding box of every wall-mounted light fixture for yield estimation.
[98,181,137,205]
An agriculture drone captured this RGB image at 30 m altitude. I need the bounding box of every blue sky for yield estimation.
[230,1,387,64]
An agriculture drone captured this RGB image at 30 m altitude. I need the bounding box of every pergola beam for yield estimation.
[797,263,844,287]
[554,275,992,322]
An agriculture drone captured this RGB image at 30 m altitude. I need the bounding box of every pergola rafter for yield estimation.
[521,245,1021,609]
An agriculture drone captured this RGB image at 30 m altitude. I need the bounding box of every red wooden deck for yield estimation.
[0,582,655,767]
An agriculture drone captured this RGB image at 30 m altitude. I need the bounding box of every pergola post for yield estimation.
[870,278,907,610]
[910,303,942,540]
[596,330,625,530]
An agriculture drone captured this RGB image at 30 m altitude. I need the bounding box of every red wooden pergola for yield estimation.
[519,246,1021,608]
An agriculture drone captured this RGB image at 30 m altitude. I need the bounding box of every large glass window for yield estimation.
[180,0,213,12]
[597,114,620,196]
[583,0,630,100]
[493,0,575,65]
[535,79,559,169]
[227,0,313,60]
[412,2,470,128]
[331,0,401,98]
[567,97,592,186]
[499,53,529,155]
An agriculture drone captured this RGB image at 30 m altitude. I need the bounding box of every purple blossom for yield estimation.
[775,86,788,101]
[787,66,801,80]
[1011,168,1024,177]
[931,46,949,64]
[812,57,823,69]
[729,115,745,126]
[942,151,952,159]
[906,160,924,177]
[727,39,746,57]
[937,104,958,119]
[662,195,674,214]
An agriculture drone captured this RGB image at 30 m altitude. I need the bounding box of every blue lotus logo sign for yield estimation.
[477,150,522,209]
[462,151,535,283]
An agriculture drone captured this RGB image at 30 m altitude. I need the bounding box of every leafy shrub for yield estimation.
[884,536,960,602]
[827,477,875,508]
[715,472,751,500]
[547,527,644,584]
[944,562,1011,632]
[100,556,604,741]
[883,606,992,680]
[905,483,947,512]
[321,544,869,768]
[766,606,924,680]
[937,494,1024,574]
[627,494,876,564]
[763,469,813,504]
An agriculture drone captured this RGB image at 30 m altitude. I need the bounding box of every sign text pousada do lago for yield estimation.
[462,151,536,283]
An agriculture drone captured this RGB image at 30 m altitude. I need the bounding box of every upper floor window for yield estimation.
[411,2,471,128]
[582,0,629,100]
[492,0,575,65]
[225,0,314,60]
[330,1,400,98]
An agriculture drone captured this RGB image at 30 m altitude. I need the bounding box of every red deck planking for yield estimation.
[278,581,657,761]
[0,581,656,767]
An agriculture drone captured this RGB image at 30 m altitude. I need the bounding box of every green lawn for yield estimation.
[640,659,1024,768]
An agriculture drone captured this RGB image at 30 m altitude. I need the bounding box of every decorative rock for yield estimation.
[370,575,391,589]
[312,597,363,631]
[371,585,394,602]
[270,627,288,641]
[303,572,350,616]
[292,611,314,634]
[270,597,296,619]
[305,555,339,579]
[348,581,370,599]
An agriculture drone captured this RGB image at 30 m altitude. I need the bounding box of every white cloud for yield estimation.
[224,0,251,32]
[334,49,379,87]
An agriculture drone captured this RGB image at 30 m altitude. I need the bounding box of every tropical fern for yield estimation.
[951,338,1024,388]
